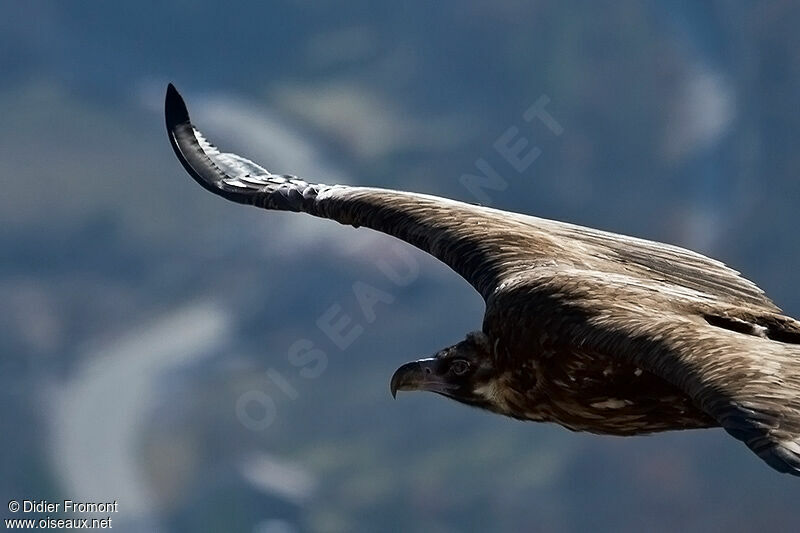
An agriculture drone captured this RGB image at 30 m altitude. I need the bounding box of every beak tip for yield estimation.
[390,358,436,399]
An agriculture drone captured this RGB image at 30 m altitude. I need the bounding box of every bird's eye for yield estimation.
[450,359,470,376]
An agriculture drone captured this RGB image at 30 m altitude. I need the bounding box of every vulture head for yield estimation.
[390,332,501,410]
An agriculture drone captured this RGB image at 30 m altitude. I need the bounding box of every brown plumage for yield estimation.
[165,84,800,476]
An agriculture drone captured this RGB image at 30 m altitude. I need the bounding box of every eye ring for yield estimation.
[450,359,470,376]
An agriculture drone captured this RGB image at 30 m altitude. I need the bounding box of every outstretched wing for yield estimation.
[166,84,573,298]
[165,83,779,312]
[490,268,800,475]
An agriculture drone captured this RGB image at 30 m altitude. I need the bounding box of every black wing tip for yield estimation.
[165,83,192,132]
[163,84,258,205]
[163,84,223,192]
[760,442,800,477]
[726,427,800,477]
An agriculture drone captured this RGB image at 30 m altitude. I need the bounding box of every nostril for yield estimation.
[424,366,432,375]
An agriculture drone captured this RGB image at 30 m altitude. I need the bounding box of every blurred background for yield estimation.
[2,1,800,531]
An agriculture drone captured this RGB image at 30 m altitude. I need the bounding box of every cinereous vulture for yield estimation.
[165,84,800,476]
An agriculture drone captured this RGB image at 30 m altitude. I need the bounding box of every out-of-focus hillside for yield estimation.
[2,1,800,531]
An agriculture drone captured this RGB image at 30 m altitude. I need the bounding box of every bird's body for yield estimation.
[165,84,800,476]
[479,338,716,435]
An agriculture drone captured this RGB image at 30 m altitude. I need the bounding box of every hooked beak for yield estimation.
[390,358,453,398]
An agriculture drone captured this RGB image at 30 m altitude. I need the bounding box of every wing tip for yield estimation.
[164,83,265,206]
[163,83,229,196]
[165,83,190,131]
[727,426,800,477]
[759,443,800,476]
